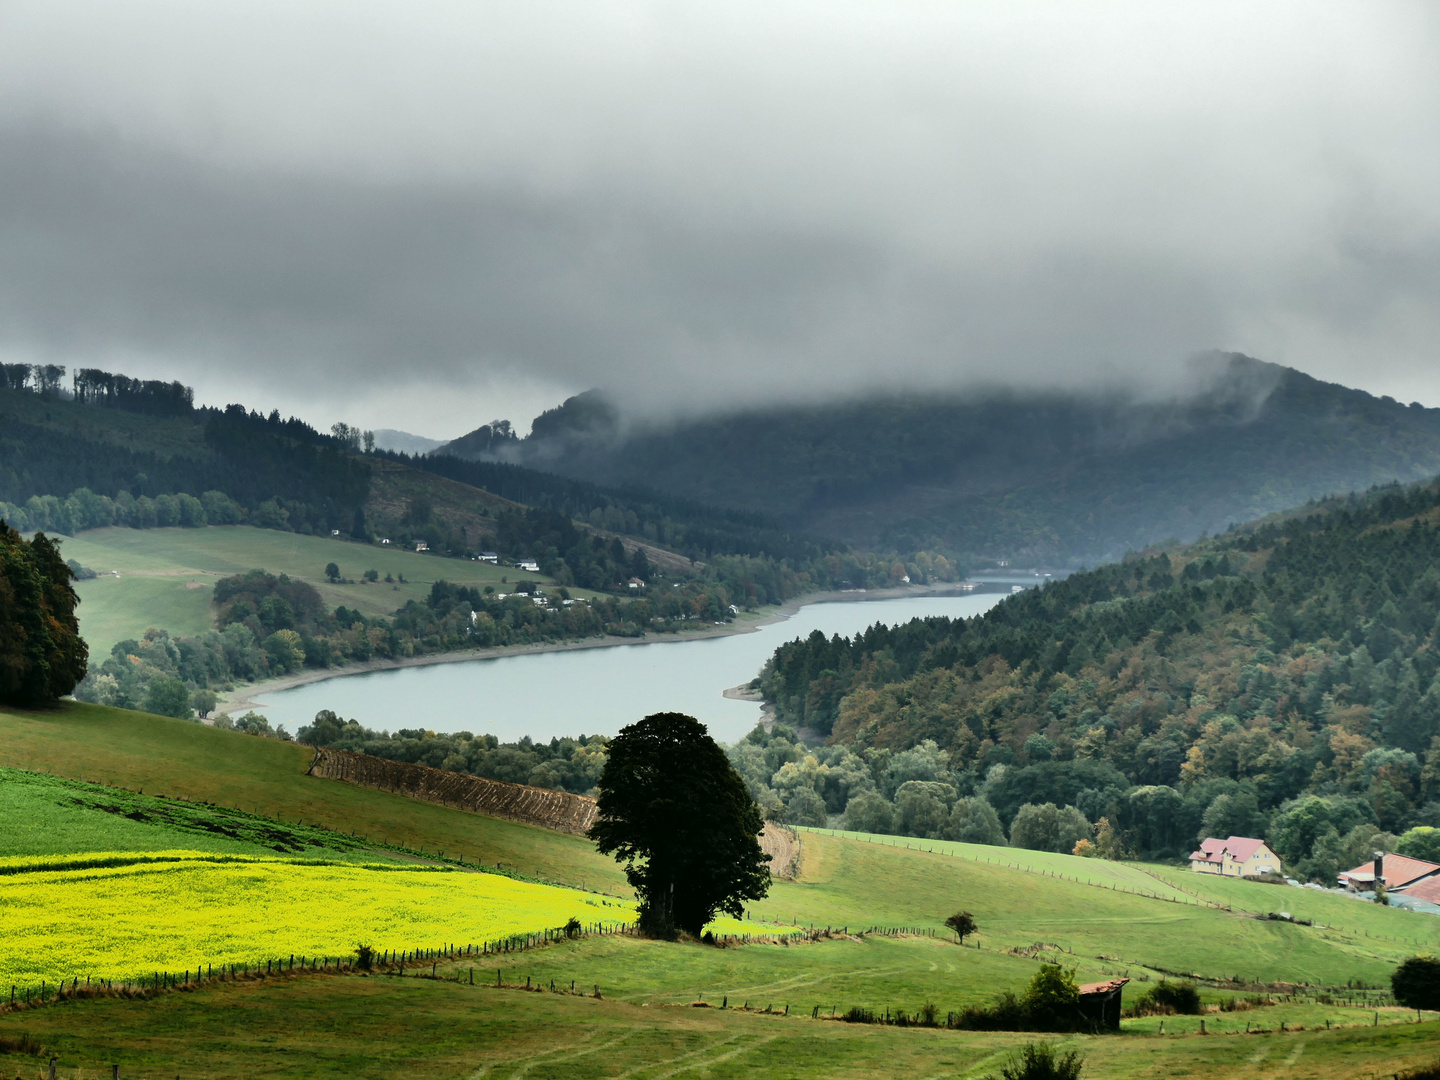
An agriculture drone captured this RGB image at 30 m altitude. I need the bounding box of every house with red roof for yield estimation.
[1188,835,1281,878]
[1338,853,1440,894]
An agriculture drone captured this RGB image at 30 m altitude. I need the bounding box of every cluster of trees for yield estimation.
[73,568,739,713]
[0,525,87,705]
[752,481,1440,873]
[3,365,907,613]
[2,486,246,534]
[297,710,610,795]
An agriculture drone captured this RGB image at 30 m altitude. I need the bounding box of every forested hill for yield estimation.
[0,368,900,602]
[751,479,1440,874]
[470,355,1440,566]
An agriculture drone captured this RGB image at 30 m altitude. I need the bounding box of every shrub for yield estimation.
[995,1042,1084,1080]
[1394,957,1440,1011]
[1131,979,1201,1016]
[355,944,374,971]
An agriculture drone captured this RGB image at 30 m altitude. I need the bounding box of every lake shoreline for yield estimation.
[216,581,989,718]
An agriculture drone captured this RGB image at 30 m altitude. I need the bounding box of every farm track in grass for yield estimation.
[4,971,1440,1079]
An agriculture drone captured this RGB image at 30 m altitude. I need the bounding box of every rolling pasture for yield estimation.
[59,525,560,656]
[4,700,1440,1077]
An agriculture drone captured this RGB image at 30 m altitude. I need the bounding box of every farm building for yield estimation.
[515,559,540,573]
[1188,836,1280,878]
[1338,853,1440,894]
[1077,978,1129,1032]
[477,551,499,564]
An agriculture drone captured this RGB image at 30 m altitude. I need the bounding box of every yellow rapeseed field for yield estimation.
[0,851,635,986]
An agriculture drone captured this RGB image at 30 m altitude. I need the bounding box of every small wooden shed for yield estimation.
[1077,978,1129,1031]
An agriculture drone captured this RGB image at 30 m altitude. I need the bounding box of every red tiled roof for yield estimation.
[1189,836,1268,864]
[1079,979,1129,996]
[1399,876,1440,905]
[1341,855,1440,890]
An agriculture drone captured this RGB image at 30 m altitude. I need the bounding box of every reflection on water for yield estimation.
[254,591,1008,744]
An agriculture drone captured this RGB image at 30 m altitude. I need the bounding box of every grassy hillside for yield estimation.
[6,700,1440,1077]
[60,524,565,655]
[0,702,629,892]
[6,973,1440,1080]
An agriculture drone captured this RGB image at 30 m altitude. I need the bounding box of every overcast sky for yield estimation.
[1,2,1437,437]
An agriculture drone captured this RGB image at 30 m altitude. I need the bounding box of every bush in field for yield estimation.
[1131,979,1201,1015]
[994,1042,1084,1080]
[590,712,770,937]
[1393,957,1440,1011]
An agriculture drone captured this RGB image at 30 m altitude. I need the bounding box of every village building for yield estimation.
[1338,853,1440,894]
[627,577,646,589]
[414,540,429,552]
[477,551,499,564]
[514,559,540,573]
[1188,836,1281,878]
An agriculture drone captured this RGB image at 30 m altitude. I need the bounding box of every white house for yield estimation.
[1189,836,1281,878]
[477,551,499,564]
[627,577,646,589]
[414,540,429,552]
[515,559,540,573]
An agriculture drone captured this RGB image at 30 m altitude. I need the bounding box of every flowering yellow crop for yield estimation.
[0,851,777,989]
[0,851,635,987]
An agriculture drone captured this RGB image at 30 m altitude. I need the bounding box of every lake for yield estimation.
[252,590,1010,745]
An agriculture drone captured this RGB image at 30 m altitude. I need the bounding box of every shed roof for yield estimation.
[1079,978,1129,996]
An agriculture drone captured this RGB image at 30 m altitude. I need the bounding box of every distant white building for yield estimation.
[627,577,646,589]
[515,559,540,573]
[477,551,499,564]
[330,529,341,537]
[415,540,429,552]
[379,538,391,545]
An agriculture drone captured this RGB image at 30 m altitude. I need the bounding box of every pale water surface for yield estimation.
[253,591,1008,744]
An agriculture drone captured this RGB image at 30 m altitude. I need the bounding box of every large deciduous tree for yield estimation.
[590,712,770,937]
[0,523,88,705]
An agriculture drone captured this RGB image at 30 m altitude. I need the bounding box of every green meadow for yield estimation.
[59,525,567,655]
[4,700,1440,1078]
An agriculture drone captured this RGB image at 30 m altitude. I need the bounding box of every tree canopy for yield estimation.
[0,523,88,705]
[589,712,770,937]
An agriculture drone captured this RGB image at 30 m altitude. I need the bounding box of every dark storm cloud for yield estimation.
[0,1,1438,432]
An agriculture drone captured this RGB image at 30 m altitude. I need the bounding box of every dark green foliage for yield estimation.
[944,910,977,943]
[0,382,370,534]
[995,1042,1084,1080]
[503,357,1440,568]
[590,712,770,936]
[955,966,1087,1034]
[1131,979,1201,1016]
[0,524,88,705]
[297,710,610,796]
[758,477,1440,862]
[1393,957,1440,1011]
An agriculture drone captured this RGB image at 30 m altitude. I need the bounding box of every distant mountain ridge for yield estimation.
[371,428,448,456]
[442,355,1440,566]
